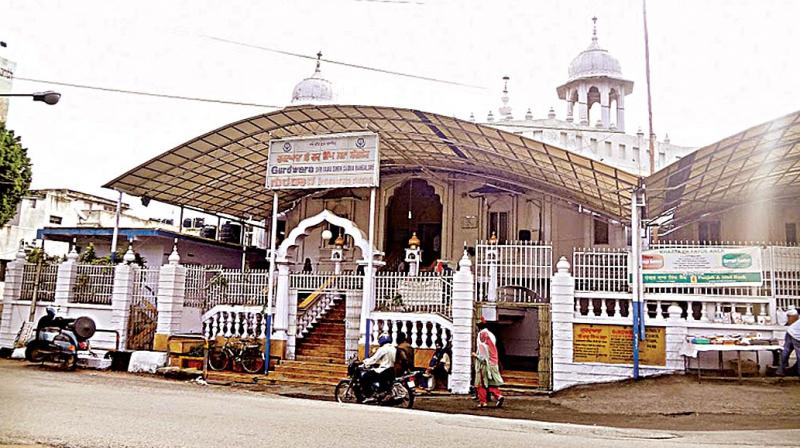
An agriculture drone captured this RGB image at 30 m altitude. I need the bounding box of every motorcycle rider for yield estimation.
[394,331,414,377]
[362,333,396,400]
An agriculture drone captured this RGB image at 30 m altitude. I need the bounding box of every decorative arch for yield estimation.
[275,209,378,263]
[381,174,447,212]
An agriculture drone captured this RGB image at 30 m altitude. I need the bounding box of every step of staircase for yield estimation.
[270,299,348,386]
[261,373,340,387]
[502,370,540,388]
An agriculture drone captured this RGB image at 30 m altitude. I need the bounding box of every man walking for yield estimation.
[778,308,800,376]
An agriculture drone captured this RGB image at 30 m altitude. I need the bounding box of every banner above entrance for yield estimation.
[266,132,379,190]
[636,246,764,287]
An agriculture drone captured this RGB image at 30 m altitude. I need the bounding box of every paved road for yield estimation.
[0,360,796,448]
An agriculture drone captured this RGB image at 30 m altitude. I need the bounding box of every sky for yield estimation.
[2,0,799,220]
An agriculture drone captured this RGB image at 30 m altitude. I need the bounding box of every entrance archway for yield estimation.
[276,209,377,264]
[384,179,443,268]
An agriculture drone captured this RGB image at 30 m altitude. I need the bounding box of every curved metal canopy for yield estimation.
[647,110,800,232]
[104,104,638,221]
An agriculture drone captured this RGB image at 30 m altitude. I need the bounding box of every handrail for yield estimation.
[297,276,337,310]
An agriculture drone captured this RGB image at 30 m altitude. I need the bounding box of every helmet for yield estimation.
[378,334,392,346]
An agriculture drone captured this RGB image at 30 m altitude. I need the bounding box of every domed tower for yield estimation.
[556,18,633,131]
[291,51,334,105]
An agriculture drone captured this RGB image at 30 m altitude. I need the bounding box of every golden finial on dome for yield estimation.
[408,232,421,249]
[334,232,345,247]
[489,232,498,245]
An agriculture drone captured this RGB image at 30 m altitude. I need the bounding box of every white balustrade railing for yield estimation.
[574,292,773,325]
[289,272,361,337]
[296,292,340,337]
[368,312,452,350]
[202,305,268,340]
[375,272,452,317]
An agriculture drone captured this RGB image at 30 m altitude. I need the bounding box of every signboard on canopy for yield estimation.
[266,132,379,190]
[636,246,763,287]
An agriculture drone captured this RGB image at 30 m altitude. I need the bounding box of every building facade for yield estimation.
[0,189,160,262]
[479,19,695,176]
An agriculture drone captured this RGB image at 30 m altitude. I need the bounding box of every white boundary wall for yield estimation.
[551,256,789,391]
[552,256,685,391]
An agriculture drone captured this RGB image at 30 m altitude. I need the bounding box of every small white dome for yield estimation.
[568,43,623,81]
[567,18,623,81]
[291,53,334,105]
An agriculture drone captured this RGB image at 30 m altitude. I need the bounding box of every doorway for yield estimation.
[384,179,443,268]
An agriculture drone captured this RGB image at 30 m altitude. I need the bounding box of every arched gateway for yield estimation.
[276,209,379,263]
[272,209,381,362]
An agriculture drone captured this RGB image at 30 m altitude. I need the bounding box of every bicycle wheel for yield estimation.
[207,348,230,371]
[335,379,360,403]
[239,348,265,374]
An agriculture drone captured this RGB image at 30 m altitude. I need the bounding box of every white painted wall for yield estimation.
[4,301,116,350]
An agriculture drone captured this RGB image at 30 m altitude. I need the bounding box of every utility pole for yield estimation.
[643,0,656,175]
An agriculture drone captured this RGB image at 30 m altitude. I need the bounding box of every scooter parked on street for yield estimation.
[25,307,96,370]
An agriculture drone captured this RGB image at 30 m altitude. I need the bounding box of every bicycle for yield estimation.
[207,338,264,374]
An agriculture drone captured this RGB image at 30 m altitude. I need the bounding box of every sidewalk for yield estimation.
[219,371,800,431]
[4,359,799,431]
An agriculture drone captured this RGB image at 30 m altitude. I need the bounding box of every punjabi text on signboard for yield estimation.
[266,132,379,190]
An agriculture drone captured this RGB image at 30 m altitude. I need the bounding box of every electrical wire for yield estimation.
[13,76,281,108]
[201,35,487,90]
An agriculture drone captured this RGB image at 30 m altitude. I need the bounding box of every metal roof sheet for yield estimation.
[104,104,639,221]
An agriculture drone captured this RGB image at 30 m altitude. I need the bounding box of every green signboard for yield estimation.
[634,247,763,287]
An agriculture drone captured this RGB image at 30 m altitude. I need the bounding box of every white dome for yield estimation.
[568,41,623,81]
[567,19,623,81]
[291,55,334,105]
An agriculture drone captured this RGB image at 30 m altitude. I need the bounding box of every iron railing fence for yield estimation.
[475,240,552,302]
[375,272,453,317]
[19,263,58,302]
[72,264,115,305]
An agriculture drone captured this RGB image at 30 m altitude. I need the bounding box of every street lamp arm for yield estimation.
[0,91,61,105]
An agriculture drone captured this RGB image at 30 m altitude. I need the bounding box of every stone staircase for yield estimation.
[267,298,347,386]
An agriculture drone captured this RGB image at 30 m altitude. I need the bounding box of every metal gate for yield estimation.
[127,267,159,350]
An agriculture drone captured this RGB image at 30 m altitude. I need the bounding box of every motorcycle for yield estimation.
[25,307,96,370]
[334,360,416,408]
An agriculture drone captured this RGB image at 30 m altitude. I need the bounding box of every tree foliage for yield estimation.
[0,122,32,227]
[78,242,147,267]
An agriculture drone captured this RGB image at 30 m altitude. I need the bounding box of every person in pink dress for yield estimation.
[473,319,504,408]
